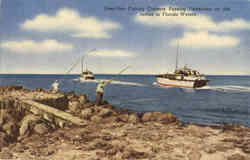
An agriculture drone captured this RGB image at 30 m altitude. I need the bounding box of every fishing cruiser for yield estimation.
[155,43,209,88]
[80,55,95,80]
[156,65,209,88]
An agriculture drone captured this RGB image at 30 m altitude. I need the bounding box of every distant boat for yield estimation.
[80,55,95,80]
[155,42,209,88]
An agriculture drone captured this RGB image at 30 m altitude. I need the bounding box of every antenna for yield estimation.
[86,59,88,71]
[175,40,179,70]
[81,56,84,73]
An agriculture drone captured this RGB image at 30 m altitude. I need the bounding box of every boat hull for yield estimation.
[80,76,95,80]
[156,77,207,88]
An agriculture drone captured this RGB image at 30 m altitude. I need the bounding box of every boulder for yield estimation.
[0,109,8,125]
[122,148,149,159]
[187,150,201,160]
[2,121,19,137]
[128,113,140,123]
[79,94,88,104]
[141,112,153,122]
[141,112,178,123]
[82,102,95,109]
[155,112,178,124]
[0,132,8,149]
[228,154,247,160]
[204,145,216,154]
[118,114,129,122]
[68,100,81,113]
[0,148,13,159]
[98,108,112,118]
[19,114,41,136]
[66,92,78,100]
[34,123,49,135]
[103,116,118,124]
[91,115,103,122]
[80,108,93,119]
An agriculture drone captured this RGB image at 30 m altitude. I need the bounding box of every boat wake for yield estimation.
[196,85,250,93]
[75,78,145,87]
[153,82,250,93]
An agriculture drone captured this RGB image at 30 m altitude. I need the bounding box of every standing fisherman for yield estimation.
[52,80,59,92]
[96,80,111,106]
[95,65,131,106]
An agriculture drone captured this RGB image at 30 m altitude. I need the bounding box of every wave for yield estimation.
[74,78,145,87]
[196,85,250,93]
[152,82,176,88]
[152,82,250,93]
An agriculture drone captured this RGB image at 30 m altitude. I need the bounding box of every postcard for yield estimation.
[0,0,249,159]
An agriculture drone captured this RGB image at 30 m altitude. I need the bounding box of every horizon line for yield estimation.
[0,73,249,76]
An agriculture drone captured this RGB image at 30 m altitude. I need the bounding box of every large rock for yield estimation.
[66,92,78,100]
[0,132,8,149]
[0,109,8,125]
[2,121,19,137]
[188,150,201,160]
[68,100,81,113]
[128,113,140,123]
[80,108,93,120]
[122,148,149,159]
[98,108,113,118]
[242,144,250,154]
[141,112,153,122]
[79,94,88,104]
[0,148,13,159]
[82,102,95,108]
[19,114,41,136]
[103,116,118,124]
[118,113,129,122]
[141,112,178,124]
[91,115,103,122]
[187,125,209,138]
[34,123,49,135]
[228,154,247,160]
[156,112,178,124]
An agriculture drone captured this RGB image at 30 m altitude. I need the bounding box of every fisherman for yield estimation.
[52,80,59,92]
[96,80,111,106]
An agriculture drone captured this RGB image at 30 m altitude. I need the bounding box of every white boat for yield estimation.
[155,43,209,88]
[80,55,95,80]
[156,65,209,88]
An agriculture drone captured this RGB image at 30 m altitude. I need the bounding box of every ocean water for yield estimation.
[0,74,249,127]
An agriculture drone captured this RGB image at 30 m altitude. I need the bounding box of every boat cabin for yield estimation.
[174,66,200,77]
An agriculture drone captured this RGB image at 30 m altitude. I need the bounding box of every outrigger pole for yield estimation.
[105,65,131,84]
[66,48,97,74]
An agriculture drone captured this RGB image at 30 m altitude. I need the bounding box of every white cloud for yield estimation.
[169,31,240,48]
[88,49,135,57]
[21,8,121,38]
[1,40,73,54]
[135,5,250,32]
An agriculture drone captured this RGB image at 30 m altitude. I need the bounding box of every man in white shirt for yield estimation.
[52,80,59,92]
[96,80,111,106]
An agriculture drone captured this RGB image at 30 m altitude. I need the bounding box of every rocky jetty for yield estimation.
[0,86,249,160]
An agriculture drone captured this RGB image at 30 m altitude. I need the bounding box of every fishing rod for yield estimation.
[112,98,159,105]
[104,65,131,84]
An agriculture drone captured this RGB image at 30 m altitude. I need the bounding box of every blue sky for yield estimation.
[0,0,250,75]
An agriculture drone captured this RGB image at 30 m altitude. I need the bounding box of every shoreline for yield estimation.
[0,85,249,160]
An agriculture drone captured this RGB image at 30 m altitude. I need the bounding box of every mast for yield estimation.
[81,56,84,73]
[85,60,88,71]
[175,40,179,70]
